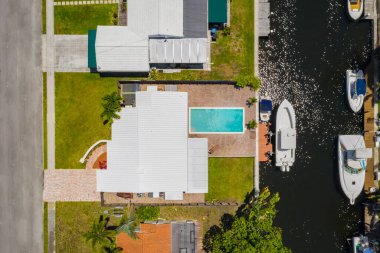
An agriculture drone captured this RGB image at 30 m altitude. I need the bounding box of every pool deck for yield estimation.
[140,84,256,157]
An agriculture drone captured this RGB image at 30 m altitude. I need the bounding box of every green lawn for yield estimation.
[153,0,254,80]
[44,203,48,253]
[43,73,47,169]
[42,0,46,34]
[55,73,118,168]
[206,158,254,203]
[54,4,118,34]
[56,202,122,253]
[160,206,237,235]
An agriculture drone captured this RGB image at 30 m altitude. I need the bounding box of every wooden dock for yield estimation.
[364,0,375,20]
[258,0,270,37]
[364,73,376,192]
[258,123,273,162]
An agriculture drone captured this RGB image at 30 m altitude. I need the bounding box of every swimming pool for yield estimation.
[189,107,245,134]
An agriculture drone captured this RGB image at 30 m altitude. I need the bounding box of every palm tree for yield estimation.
[247,97,257,106]
[116,214,137,239]
[83,219,116,249]
[101,243,123,253]
[101,92,123,125]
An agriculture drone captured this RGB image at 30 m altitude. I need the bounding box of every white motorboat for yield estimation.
[259,98,273,122]
[346,69,366,113]
[275,99,296,172]
[347,0,364,21]
[338,135,372,205]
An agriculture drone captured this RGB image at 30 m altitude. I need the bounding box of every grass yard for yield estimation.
[153,0,254,80]
[54,4,118,34]
[43,73,47,169]
[44,203,48,253]
[159,206,238,235]
[55,73,118,168]
[56,202,122,253]
[206,158,254,203]
[42,0,46,34]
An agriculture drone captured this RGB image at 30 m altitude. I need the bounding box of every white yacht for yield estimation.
[346,69,366,113]
[347,0,364,21]
[338,135,372,205]
[275,100,296,172]
[259,98,273,122]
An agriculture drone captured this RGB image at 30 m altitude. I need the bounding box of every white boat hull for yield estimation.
[338,135,366,205]
[346,70,364,113]
[347,0,364,20]
[275,99,296,172]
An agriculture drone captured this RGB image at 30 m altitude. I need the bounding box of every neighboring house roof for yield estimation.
[208,0,227,23]
[117,223,171,253]
[183,0,208,38]
[96,91,208,197]
[116,221,198,253]
[95,26,149,72]
[94,0,209,72]
[128,0,184,37]
[149,38,209,64]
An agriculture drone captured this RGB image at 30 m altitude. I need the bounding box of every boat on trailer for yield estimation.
[346,69,366,113]
[338,135,372,205]
[347,0,364,21]
[259,98,273,122]
[275,99,296,172]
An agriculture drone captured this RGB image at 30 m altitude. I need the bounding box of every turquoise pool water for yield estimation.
[189,108,244,133]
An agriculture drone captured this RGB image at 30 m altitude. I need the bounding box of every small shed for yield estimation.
[208,0,228,25]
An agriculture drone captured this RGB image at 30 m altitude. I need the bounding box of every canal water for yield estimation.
[259,0,372,252]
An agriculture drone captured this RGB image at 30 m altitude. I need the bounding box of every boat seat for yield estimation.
[354,148,372,159]
[279,128,296,150]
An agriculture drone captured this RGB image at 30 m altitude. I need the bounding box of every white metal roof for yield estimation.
[187,138,208,193]
[97,92,209,193]
[95,26,149,72]
[149,38,209,63]
[128,0,184,37]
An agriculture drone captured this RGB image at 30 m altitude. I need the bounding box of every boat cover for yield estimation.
[260,99,272,112]
[356,79,366,95]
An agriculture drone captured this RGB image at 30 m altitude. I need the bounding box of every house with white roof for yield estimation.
[96,90,208,200]
[93,0,210,73]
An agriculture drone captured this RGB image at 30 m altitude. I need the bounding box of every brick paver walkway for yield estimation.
[54,0,118,5]
[43,169,100,202]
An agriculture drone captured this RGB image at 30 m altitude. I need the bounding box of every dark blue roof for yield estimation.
[260,99,273,112]
[356,79,366,96]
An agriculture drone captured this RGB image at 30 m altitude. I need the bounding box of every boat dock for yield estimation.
[363,73,376,193]
[258,123,273,162]
[258,0,270,37]
[364,0,375,20]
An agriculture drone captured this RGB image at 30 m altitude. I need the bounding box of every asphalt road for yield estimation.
[0,0,43,252]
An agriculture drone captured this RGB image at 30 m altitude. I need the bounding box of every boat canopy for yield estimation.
[356,79,366,96]
[260,99,272,112]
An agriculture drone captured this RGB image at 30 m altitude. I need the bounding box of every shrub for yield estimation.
[235,75,261,90]
[248,120,258,130]
[149,69,160,80]
[135,206,160,222]
[222,26,231,36]
[248,97,257,105]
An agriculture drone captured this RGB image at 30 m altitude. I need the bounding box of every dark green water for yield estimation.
[259,0,372,252]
